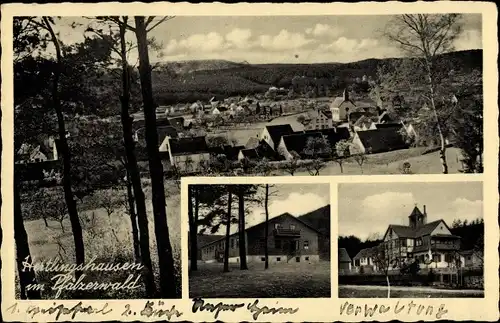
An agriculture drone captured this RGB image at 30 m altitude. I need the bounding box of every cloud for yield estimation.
[320,36,379,53]
[454,29,482,50]
[306,24,344,38]
[225,28,252,49]
[258,29,314,51]
[339,192,483,241]
[165,32,226,54]
[246,192,328,228]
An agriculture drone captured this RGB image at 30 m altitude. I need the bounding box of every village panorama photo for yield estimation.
[337,181,484,298]
[187,183,331,298]
[12,13,482,300]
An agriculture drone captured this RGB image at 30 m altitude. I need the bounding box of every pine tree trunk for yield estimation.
[126,170,140,262]
[224,190,232,273]
[134,17,177,298]
[118,18,156,297]
[188,187,198,271]
[264,184,269,270]
[43,18,85,276]
[14,181,41,299]
[238,187,248,270]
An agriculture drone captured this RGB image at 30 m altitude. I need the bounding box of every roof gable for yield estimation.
[265,124,294,147]
[356,127,408,153]
[169,136,209,155]
[338,248,352,262]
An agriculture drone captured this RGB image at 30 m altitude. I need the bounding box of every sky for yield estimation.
[194,183,330,235]
[338,182,483,241]
[53,14,483,64]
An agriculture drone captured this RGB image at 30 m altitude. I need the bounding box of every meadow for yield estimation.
[339,285,484,298]
[19,181,182,299]
[189,261,331,298]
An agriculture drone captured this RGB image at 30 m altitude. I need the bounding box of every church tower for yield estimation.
[343,88,349,101]
[408,205,427,229]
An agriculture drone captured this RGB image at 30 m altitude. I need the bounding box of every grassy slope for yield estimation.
[23,182,182,299]
[189,261,331,298]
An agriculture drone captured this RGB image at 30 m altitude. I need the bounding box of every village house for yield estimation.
[258,124,295,150]
[461,250,483,269]
[209,144,246,161]
[350,125,409,154]
[16,135,59,164]
[305,108,334,130]
[277,132,325,160]
[198,212,324,264]
[338,248,352,273]
[330,89,356,121]
[352,247,378,273]
[160,136,211,173]
[380,205,463,270]
[237,140,279,161]
[135,125,178,144]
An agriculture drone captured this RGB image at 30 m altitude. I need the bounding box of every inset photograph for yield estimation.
[187,183,331,298]
[338,181,484,298]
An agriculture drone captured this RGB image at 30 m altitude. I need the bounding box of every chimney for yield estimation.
[423,205,427,224]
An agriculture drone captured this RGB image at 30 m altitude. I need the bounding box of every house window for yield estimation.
[445,254,454,263]
[274,223,282,229]
[407,239,414,247]
[275,239,281,249]
[433,254,441,263]
[305,256,309,261]
[231,238,234,249]
[355,259,360,266]
[290,224,295,230]
[467,256,472,261]
[261,257,265,262]
[303,240,309,250]
[295,257,300,262]
[236,238,239,248]
[416,238,423,246]
[276,257,281,262]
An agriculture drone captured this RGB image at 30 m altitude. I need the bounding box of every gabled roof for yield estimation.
[331,97,355,110]
[136,126,179,145]
[385,220,444,239]
[353,115,377,129]
[169,136,209,155]
[281,132,324,157]
[199,211,328,249]
[265,124,294,148]
[355,126,408,154]
[338,248,352,262]
[240,148,259,159]
[353,246,378,260]
[375,122,403,129]
[245,136,260,149]
[197,234,225,249]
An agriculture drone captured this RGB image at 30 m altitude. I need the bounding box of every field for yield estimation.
[189,261,331,298]
[339,285,484,298]
[20,182,182,299]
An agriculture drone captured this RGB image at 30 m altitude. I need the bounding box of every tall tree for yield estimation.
[381,14,465,174]
[86,16,157,296]
[237,185,248,270]
[223,189,233,273]
[31,17,86,275]
[264,184,270,269]
[14,180,41,300]
[134,16,177,298]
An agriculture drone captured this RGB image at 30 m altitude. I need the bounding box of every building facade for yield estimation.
[199,213,323,264]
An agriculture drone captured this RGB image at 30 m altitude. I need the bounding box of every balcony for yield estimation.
[273,228,301,237]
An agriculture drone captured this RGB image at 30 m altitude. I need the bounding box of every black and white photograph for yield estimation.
[187,183,331,298]
[337,181,484,298]
[11,12,483,302]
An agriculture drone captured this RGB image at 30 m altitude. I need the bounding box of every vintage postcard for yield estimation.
[1,1,498,322]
